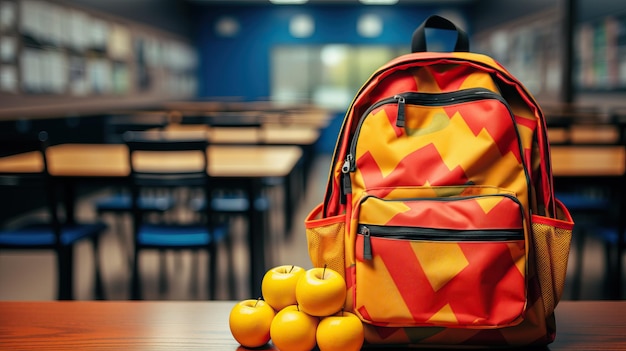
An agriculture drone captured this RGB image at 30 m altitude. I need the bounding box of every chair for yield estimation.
[0,131,107,300]
[205,112,298,235]
[124,130,228,300]
[96,113,177,267]
[189,187,271,294]
[175,110,278,247]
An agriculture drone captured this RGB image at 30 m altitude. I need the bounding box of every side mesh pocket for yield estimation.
[304,203,346,278]
[531,199,574,316]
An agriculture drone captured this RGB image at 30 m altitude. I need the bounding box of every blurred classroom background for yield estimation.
[1,0,625,301]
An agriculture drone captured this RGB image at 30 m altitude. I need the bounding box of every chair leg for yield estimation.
[190,251,199,298]
[159,252,167,295]
[91,236,105,300]
[57,246,74,300]
[209,244,217,300]
[605,242,618,299]
[570,228,586,300]
[258,209,275,269]
[226,230,236,300]
[119,214,134,269]
[131,249,141,300]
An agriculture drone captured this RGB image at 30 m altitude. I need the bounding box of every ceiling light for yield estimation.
[359,0,399,4]
[357,14,383,37]
[289,15,314,38]
[270,0,309,4]
[215,16,240,37]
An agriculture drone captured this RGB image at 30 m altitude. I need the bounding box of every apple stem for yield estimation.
[289,265,294,273]
[255,297,262,307]
[323,264,327,280]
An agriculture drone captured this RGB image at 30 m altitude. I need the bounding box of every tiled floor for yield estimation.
[0,153,623,301]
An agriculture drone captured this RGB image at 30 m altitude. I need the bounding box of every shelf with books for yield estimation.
[0,0,198,119]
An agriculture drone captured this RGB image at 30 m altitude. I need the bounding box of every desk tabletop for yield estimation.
[550,145,625,177]
[163,124,321,145]
[0,300,623,350]
[0,143,303,178]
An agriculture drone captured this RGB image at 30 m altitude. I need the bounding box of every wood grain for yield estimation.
[0,301,625,350]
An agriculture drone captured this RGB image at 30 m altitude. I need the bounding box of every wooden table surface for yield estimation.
[550,145,625,177]
[0,143,303,179]
[0,300,624,350]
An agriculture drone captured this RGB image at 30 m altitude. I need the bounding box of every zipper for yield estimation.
[395,95,406,127]
[340,88,531,204]
[360,192,525,212]
[324,56,542,218]
[358,224,524,260]
[340,154,353,204]
[346,88,511,172]
[395,89,513,128]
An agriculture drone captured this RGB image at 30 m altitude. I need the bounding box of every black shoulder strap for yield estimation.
[411,15,469,53]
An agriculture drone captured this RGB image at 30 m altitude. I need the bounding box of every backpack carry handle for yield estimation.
[411,15,469,53]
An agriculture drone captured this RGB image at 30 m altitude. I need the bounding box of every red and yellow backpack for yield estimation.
[305,15,574,348]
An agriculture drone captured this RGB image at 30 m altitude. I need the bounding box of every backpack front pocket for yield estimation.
[353,192,527,328]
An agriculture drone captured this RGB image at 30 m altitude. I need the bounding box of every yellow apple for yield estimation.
[228,298,275,348]
[270,305,319,351]
[316,311,364,351]
[261,264,306,311]
[295,266,346,317]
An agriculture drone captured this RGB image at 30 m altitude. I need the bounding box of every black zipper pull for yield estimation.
[362,225,372,260]
[340,155,353,204]
[394,95,406,128]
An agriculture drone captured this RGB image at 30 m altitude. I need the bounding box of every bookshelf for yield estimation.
[0,0,198,120]
[574,12,626,92]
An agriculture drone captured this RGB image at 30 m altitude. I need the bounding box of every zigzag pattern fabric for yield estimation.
[305,50,574,347]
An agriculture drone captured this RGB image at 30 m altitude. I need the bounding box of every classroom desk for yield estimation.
[0,300,623,350]
[0,144,303,298]
[160,124,320,231]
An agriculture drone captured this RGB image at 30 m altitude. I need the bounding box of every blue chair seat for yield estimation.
[0,222,107,246]
[137,224,227,247]
[556,192,611,211]
[190,195,270,213]
[96,194,176,213]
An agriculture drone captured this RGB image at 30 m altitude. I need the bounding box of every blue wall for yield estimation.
[192,5,470,101]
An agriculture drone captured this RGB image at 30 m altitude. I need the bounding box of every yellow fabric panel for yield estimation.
[404,106,451,137]
[426,304,459,325]
[474,194,506,214]
[360,200,410,225]
[411,242,468,292]
[354,109,397,178]
[355,255,413,322]
[459,71,499,92]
